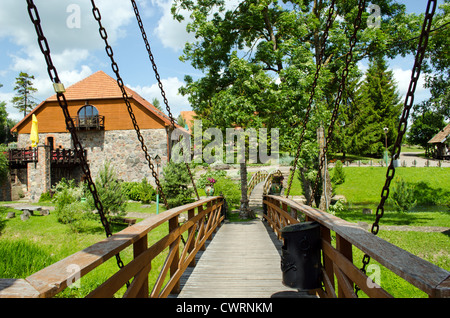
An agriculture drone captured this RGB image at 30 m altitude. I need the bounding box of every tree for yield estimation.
[422,0,450,120]
[346,56,402,157]
[0,101,17,144]
[172,0,419,212]
[408,105,446,155]
[11,72,38,117]
[152,97,164,112]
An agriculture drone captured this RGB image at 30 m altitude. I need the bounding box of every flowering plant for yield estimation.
[207,177,216,186]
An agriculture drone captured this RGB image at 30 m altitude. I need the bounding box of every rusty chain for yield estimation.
[131,0,200,201]
[356,0,437,295]
[308,0,367,206]
[286,0,336,198]
[90,0,169,208]
[26,0,126,272]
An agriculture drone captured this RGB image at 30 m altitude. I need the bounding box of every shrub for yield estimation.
[87,161,127,217]
[214,177,241,209]
[197,170,227,189]
[122,179,156,203]
[139,178,155,204]
[389,176,417,212]
[161,161,194,208]
[38,192,52,203]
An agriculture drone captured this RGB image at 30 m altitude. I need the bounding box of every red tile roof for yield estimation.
[12,70,183,132]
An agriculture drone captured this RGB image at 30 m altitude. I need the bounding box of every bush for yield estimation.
[87,161,127,217]
[52,179,91,232]
[161,161,194,208]
[331,160,346,185]
[214,177,241,209]
[123,178,156,203]
[389,176,417,212]
[197,170,227,189]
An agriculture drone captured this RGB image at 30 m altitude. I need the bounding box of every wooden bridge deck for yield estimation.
[176,216,296,298]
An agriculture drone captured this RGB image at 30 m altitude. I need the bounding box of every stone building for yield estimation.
[7,70,184,202]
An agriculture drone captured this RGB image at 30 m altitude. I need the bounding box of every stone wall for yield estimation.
[17,128,168,201]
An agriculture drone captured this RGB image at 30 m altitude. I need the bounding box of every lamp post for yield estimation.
[383,127,389,166]
[155,155,161,214]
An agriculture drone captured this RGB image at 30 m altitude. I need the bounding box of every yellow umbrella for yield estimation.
[30,114,39,147]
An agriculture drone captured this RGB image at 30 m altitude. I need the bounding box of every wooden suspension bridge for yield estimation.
[0,170,448,298]
[1,0,448,299]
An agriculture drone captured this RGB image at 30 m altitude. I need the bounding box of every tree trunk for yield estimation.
[239,161,255,219]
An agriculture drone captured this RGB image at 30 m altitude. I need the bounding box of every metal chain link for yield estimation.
[356,0,437,295]
[90,0,169,208]
[308,0,367,206]
[131,0,200,201]
[26,0,126,271]
[286,0,336,197]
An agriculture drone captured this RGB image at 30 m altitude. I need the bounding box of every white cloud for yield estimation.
[127,76,190,117]
[0,0,136,119]
[152,0,195,51]
[392,67,430,104]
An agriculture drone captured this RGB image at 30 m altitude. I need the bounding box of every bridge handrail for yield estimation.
[0,196,224,298]
[247,170,268,196]
[263,195,450,298]
[262,170,283,195]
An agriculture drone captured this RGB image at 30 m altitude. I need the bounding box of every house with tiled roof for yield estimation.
[428,122,450,159]
[179,110,197,133]
[7,70,184,201]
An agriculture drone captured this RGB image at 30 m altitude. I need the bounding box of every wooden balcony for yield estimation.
[71,115,105,130]
[8,148,38,165]
[51,148,87,166]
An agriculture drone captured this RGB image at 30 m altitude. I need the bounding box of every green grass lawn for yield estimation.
[0,201,171,297]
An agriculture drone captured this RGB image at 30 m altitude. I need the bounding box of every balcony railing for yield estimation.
[8,148,38,164]
[71,115,105,130]
[51,148,87,165]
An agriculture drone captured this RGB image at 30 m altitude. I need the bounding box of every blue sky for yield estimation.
[0,0,444,122]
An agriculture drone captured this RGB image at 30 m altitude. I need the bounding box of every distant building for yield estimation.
[5,70,186,201]
[179,111,197,134]
[428,123,450,160]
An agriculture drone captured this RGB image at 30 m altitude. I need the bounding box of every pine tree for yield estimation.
[349,57,402,157]
[11,72,38,117]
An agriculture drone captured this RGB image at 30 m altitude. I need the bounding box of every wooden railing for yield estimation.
[247,170,268,196]
[263,195,450,298]
[71,115,105,130]
[0,196,224,298]
[262,170,283,195]
[51,148,87,165]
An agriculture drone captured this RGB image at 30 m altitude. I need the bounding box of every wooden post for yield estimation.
[169,215,180,294]
[320,227,335,297]
[133,234,148,298]
[187,207,196,267]
[336,234,354,298]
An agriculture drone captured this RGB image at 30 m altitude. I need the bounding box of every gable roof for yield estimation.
[428,123,450,144]
[180,110,197,133]
[11,70,181,132]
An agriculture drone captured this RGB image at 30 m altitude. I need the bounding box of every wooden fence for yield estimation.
[0,196,224,298]
[263,195,450,298]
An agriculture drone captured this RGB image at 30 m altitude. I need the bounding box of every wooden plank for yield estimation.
[0,279,40,298]
[177,219,299,298]
[322,240,392,298]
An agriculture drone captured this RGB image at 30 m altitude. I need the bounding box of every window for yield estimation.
[78,105,99,119]
[76,105,104,130]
